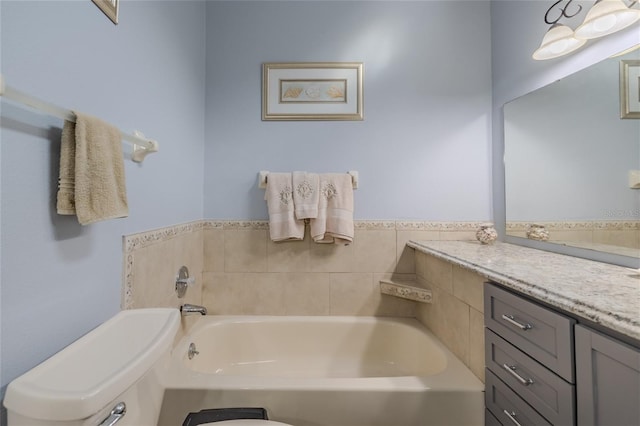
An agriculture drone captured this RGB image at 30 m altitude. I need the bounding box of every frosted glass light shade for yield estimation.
[574,0,640,40]
[533,24,587,60]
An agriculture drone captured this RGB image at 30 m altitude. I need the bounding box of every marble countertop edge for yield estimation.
[407,240,640,342]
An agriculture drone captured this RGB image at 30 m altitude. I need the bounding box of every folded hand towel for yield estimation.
[293,171,319,219]
[310,173,354,245]
[265,173,305,241]
[56,112,128,225]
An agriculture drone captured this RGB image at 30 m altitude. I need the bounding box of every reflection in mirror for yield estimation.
[504,47,640,264]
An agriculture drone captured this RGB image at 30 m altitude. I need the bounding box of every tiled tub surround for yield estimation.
[123,221,204,310]
[408,240,640,343]
[412,251,487,381]
[123,220,485,315]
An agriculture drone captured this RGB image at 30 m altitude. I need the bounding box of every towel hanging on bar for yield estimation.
[0,74,159,163]
[259,170,359,189]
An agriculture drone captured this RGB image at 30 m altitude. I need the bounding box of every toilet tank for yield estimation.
[3,308,180,426]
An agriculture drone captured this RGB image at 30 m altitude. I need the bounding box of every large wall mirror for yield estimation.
[504,47,640,268]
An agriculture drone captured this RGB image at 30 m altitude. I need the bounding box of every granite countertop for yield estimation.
[407,240,640,342]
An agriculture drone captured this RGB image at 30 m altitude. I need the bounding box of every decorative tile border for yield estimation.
[202,220,225,230]
[123,220,203,253]
[354,220,396,230]
[395,221,486,231]
[122,252,135,310]
[379,279,432,304]
[506,221,640,232]
[201,220,490,231]
[222,220,269,230]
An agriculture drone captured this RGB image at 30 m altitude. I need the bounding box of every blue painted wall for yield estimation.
[0,0,206,399]
[6,0,637,411]
[203,1,493,220]
[0,0,494,406]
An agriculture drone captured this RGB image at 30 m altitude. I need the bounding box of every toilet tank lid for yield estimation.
[4,308,180,422]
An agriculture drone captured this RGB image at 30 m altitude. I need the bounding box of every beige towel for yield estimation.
[292,171,319,219]
[310,173,354,245]
[56,120,77,215]
[56,112,128,225]
[265,173,305,241]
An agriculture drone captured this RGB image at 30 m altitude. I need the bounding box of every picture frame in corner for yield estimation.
[92,0,119,25]
[620,59,640,119]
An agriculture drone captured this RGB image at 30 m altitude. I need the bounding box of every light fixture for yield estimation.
[574,0,640,39]
[533,24,587,60]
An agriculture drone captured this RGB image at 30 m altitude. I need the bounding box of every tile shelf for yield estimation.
[379,278,432,304]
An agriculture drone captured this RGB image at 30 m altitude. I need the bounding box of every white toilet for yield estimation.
[3,308,295,426]
[3,309,180,426]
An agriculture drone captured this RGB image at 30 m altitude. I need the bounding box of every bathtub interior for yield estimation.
[180,317,448,378]
[159,316,485,426]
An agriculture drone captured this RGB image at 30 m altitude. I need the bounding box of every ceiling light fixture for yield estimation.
[533,0,640,60]
[533,24,588,60]
[575,0,640,39]
[533,0,585,60]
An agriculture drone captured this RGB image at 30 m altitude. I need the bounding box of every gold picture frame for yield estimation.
[262,62,363,121]
[92,0,119,25]
[620,59,640,119]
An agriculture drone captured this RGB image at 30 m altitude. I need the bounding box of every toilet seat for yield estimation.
[203,421,293,426]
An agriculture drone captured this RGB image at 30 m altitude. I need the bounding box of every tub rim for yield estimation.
[162,315,484,393]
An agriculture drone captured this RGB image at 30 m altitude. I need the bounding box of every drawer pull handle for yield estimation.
[501,314,532,330]
[503,363,534,386]
[503,409,523,426]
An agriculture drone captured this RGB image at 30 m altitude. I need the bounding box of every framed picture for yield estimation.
[620,59,640,119]
[262,62,363,121]
[92,0,119,25]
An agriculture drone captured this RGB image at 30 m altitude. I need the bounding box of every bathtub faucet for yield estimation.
[180,304,207,316]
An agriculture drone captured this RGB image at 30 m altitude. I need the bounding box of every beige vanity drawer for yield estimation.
[486,369,552,426]
[486,329,575,425]
[484,282,576,382]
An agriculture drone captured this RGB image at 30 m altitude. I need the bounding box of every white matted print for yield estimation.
[262,62,363,121]
[620,60,640,119]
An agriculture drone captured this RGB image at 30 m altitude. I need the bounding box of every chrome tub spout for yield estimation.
[180,304,207,316]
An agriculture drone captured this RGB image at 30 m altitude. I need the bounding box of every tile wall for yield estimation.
[122,221,204,310]
[201,220,481,317]
[123,219,486,381]
[414,251,486,381]
[124,220,482,311]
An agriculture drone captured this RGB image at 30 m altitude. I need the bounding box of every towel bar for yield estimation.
[258,171,359,189]
[0,74,159,163]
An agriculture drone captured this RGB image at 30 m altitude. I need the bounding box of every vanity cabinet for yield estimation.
[484,282,640,426]
[484,282,576,426]
[575,324,640,426]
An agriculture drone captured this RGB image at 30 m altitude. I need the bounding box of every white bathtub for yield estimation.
[159,316,484,426]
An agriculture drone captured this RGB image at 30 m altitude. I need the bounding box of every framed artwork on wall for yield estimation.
[262,62,363,121]
[92,0,119,25]
[620,59,640,119]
